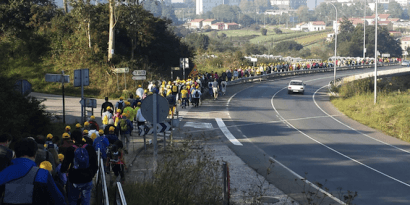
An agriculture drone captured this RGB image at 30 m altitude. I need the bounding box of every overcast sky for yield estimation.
[307,0,326,10]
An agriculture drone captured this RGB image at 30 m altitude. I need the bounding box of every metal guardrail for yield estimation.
[95,149,110,205]
[115,182,127,205]
[225,63,398,86]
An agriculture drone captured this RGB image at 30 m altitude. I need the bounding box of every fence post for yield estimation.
[223,162,228,205]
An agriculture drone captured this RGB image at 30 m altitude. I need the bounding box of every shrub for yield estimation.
[274,28,282,34]
[260,28,267,36]
[274,40,303,52]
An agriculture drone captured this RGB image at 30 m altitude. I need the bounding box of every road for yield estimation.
[212,65,410,204]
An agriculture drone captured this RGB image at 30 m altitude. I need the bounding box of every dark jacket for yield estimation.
[0,145,13,172]
[0,158,67,205]
[60,142,98,184]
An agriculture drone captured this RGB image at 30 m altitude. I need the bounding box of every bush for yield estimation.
[274,40,303,52]
[274,28,282,34]
[260,28,267,36]
[250,24,260,31]
[0,76,52,140]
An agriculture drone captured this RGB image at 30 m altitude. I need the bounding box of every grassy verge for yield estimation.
[331,77,410,142]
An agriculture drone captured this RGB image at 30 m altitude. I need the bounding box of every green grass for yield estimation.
[331,89,410,143]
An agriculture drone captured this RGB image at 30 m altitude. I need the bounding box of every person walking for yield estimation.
[0,133,14,172]
[117,113,133,154]
[191,87,202,107]
[136,84,144,99]
[101,97,114,117]
[61,130,98,205]
[212,78,219,100]
[0,138,67,205]
[115,97,125,112]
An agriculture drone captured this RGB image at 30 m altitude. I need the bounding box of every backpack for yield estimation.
[2,166,40,204]
[34,148,50,167]
[172,85,178,92]
[117,101,124,111]
[110,151,121,163]
[103,114,108,125]
[94,136,107,159]
[72,144,89,169]
[194,91,200,98]
[120,119,128,132]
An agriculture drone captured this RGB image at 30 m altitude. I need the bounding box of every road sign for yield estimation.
[132,76,147,81]
[45,74,70,83]
[80,98,97,108]
[74,69,89,87]
[141,94,170,123]
[251,58,257,62]
[382,53,390,58]
[180,58,189,69]
[139,122,171,136]
[132,70,146,76]
[157,122,171,132]
[171,67,180,71]
[15,80,32,95]
[114,68,129,73]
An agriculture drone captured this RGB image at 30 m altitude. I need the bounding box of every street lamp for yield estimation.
[363,0,366,60]
[374,0,378,104]
[329,2,337,84]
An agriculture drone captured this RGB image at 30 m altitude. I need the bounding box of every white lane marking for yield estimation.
[215,118,243,146]
[268,156,346,205]
[271,87,410,189]
[312,85,410,154]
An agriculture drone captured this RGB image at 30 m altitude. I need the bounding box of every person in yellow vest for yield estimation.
[123,101,135,122]
[180,87,188,108]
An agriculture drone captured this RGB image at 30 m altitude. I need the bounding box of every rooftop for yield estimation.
[311,21,326,25]
[191,19,204,23]
[203,19,216,22]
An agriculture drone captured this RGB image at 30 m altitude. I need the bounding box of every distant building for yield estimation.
[264,10,294,15]
[270,0,306,9]
[211,22,225,30]
[224,22,239,30]
[308,21,326,31]
[291,22,309,31]
[374,21,393,30]
[190,19,204,29]
[196,0,241,15]
[389,31,402,38]
[401,37,410,51]
[202,19,216,27]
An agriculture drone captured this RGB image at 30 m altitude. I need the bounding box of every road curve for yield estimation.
[223,66,410,204]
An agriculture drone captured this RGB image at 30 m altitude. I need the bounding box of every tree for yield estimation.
[387,0,403,18]
[260,28,267,35]
[274,40,303,52]
[296,6,309,23]
[274,28,282,34]
[254,0,270,12]
[238,14,255,27]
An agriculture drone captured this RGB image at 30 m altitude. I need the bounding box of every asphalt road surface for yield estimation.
[216,65,410,204]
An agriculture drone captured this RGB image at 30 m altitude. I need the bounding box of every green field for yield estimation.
[204,26,331,45]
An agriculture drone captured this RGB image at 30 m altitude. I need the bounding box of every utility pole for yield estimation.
[363,0,366,60]
[374,0,378,104]
[108,0,115,62]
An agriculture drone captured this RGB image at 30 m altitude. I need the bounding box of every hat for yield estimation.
[144,89,148,93]
[122,113,129,118]
[40,161,53,172]
[90,116,95,120]
[117,109,122,113]
[91,133,97,141]
[76,123,82,128]
[109,126,115,132]
[83,130,89,134]
[120,97,124,100]
[138,84,142,88]
[65,126,71,131]
[125,101,130,106]
[46,134,53,140]
[136,95,140,99]
[84,122,89,127]
[137,102,141,105]
[62,133,70,139]
[58,154,64,162]
[98,129,104,135]
[82,138,86,142]
[107,106,112,110]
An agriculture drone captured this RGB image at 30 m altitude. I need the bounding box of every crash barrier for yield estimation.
[95,148,127,205]
[115,182,127,205]
[226,63,399,87]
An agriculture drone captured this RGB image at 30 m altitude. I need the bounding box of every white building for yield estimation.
[196,0,241,15]
[270,0,307,9]
[308,21,326,31]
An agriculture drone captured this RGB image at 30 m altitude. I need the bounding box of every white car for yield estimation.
[402,60,410,66]
[288,80,305,94]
